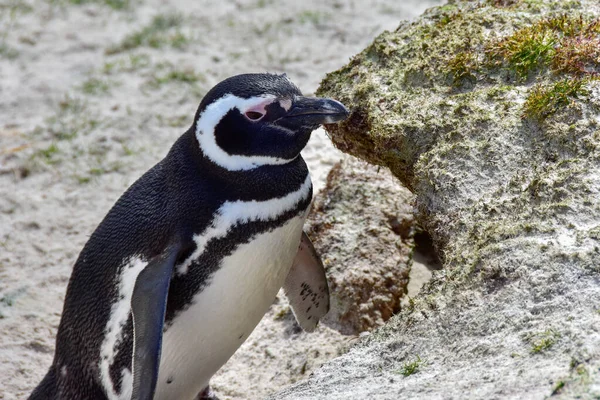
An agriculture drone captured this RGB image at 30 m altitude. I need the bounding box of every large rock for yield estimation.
[307,156,415,335]
[274,0,600,398]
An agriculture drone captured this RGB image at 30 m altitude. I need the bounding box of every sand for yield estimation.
[0,0,442,398]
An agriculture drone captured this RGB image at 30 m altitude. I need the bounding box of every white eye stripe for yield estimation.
[195,94,295,171]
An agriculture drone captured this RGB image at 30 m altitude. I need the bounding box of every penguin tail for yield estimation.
[28,368,58,400]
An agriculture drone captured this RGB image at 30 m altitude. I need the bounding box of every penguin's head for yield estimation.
[193,73,348,171]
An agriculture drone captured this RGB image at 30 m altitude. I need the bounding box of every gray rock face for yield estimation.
[307,156,415,335]
[274,0,600,398]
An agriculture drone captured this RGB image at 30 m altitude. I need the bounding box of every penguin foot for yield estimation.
[196,385,220,400]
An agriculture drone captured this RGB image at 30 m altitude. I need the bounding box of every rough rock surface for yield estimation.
[306,156,415,335]
[275,0,600,399]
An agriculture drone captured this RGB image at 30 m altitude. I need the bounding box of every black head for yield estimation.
[193,73,348,171]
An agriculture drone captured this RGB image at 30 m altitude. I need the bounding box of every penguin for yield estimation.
[29,73,348,400]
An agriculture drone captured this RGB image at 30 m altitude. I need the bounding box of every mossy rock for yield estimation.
[318,0,600,186]
[317,0,600,262]
[274,1,600,399]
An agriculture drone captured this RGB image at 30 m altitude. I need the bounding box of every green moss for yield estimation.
[0,0,33,14]
[31,143,61,165]
[156,114,189,128]
[120,144,135,156]
[523,78,588,120]
[575,364,590,381]
[297,10,329,25]
[537,14,597,37]
[529,329,560,353]
[169,31,189,49]
[27,95,101,146]
[488,0,520,7]
[0,42,19,59]
[48,96,100,140]
[445,51,478,87]
[436,8,463,28]
[273,306,290,320]
[55,101,78,119]
[80,77,113,95]
[552,36,600,75]
[146,67,205,89]
[551,380,565,395]
[89,161,123,176]
[106,13,188,54]
[485,14,600,80]
[68,0,130,10]
[438,4,458,12]
[75,175,91,184]
[103,53,151,74]
[396,356,424,376]
[486,24,556,79]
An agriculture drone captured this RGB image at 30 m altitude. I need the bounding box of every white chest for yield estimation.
[154,215,306,400]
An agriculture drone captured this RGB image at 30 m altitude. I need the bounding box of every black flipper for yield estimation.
[130,244,180,400]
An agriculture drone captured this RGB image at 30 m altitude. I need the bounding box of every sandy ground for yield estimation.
[0,0,441,398]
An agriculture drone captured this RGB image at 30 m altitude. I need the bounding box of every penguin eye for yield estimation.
[245,111,264,121]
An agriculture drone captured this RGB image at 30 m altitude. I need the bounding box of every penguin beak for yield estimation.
[282,96,349,126]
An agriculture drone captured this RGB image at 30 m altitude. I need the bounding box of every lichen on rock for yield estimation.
[275,0,600,398]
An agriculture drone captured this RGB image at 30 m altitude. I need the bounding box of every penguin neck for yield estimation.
[175,129,311,202]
